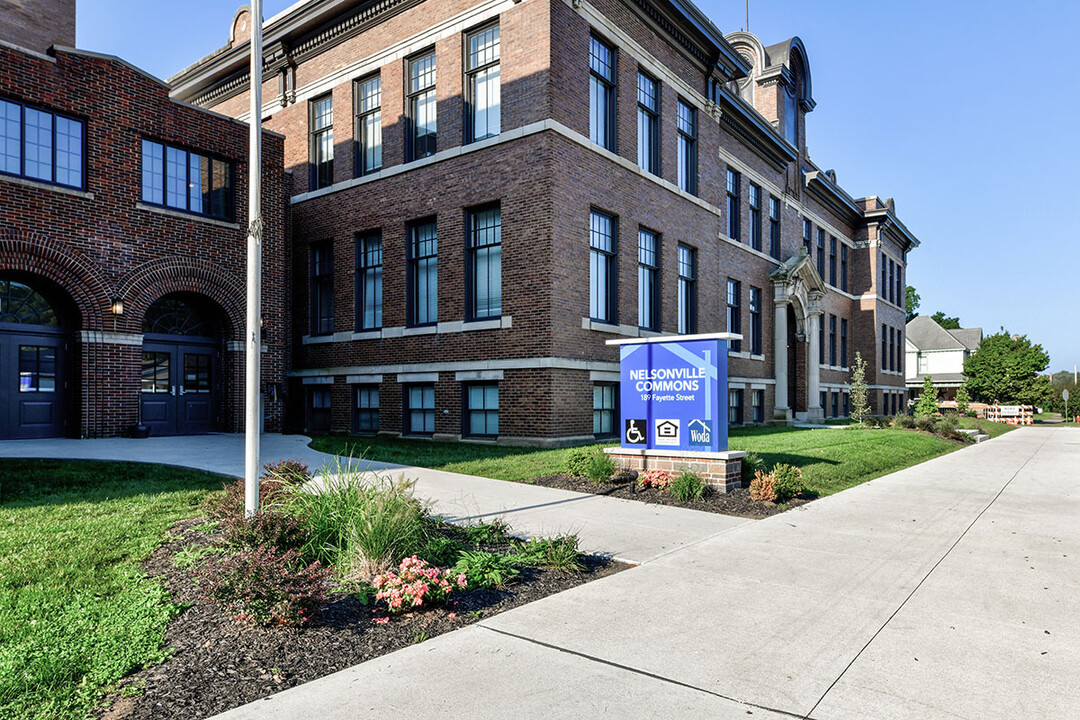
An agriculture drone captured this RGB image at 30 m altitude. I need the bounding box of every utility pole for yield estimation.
[244,0,264,518]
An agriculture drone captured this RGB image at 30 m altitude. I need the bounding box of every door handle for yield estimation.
[171,385,177,397]
[179,386,186,396]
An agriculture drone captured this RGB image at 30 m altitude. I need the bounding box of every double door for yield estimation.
[140,340,218,435]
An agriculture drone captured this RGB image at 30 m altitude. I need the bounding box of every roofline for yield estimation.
[664,0,751,77]
[862,206,921,250]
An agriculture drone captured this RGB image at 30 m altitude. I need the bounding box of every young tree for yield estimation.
[914,375,939,417]
[849,351,870,424]
[963,331,1051,406]
[905,286,921,322]
[931,311,961,330]
[955,385,971,415]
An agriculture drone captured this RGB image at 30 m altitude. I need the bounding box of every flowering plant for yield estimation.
[638,469,673,489]
[372,556,468,614]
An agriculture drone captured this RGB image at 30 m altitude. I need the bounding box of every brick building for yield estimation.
[170,0,919,445]
[0,30,289,439]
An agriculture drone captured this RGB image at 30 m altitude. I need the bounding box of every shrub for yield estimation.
[222,509,309,554]
[914,376,939,417]
[741,451,766,483]
[461,519,513,547]
[748,470,777,502]
[669,471,706,502]
[263,459,312,485]
[564,447,597,478]
[565,446,615,482]
[452,550,520,589]
[203,478,289,525]
[417,534,467,566]
[771,464,806,503]
[510,535,584,573]
[199,547,330,626]
[372,556,468,614]
[916,416,937,434]
[638,469,673,489]
[584,452,616,483]
[893,413,916,429]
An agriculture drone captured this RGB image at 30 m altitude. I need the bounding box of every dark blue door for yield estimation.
[141,341,217,435]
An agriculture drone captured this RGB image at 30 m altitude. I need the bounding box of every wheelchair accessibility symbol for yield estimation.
[624,419,647,445]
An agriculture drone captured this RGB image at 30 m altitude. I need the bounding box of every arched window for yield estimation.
[143,296,213,336]
[785,54,803,147]
[0,279,58,326]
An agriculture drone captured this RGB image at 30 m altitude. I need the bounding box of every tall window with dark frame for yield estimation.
[816,228,826,277]
[726,279,741,352]
[593,383,617,437]
[829,314,837,366]
[889,326,896,371]
[729,389,744,425]
[407,220,438,326]
[405,384,435,435]
[748,183,762,252]
[802,219,812,254]
[749,286,762,355]
[676,100,696,195]
[726,169,741,241]
[1,97,84,189]
[828,237,837,286]
[897,330,904,375]
[354,385,379,433]
[407,51,437,160]
[355,232,382,330]
[637,72,660,175]
[589,36,616,151]
[589,210,617,323]
[881,323,888,368]
[141,139,233,220]
[465,383,499,437]
[880,253,887,299]
[310,242,334,336]
[465,24,500,143]
[752,389,764,424]
[467,204,501,320]
[888,259,895,304]
[768,196,781,259]
[309,95,334,190]
[354,75,382,176]
[896,266,903,309]
[841,245,849,292]
[637,228,660,331]
[841,318,848,368]
[677,244,696,334]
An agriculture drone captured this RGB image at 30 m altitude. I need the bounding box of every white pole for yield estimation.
[244,0,264,518]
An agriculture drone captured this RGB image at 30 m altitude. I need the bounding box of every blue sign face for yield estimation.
[619,338,728,452]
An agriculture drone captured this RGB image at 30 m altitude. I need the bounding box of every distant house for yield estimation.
[905,316,982,401]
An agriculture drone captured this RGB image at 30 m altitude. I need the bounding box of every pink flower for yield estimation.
[374,617,390,625]
[448,612,457,619]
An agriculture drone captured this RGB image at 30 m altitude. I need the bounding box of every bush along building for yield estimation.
[167,0,919,446]
[0,15,289,439]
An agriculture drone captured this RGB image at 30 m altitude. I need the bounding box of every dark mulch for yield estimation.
[527,473,810,518]
[95,519,627,720]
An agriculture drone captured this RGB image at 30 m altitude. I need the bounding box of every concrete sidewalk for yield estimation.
[209,427,1080,720]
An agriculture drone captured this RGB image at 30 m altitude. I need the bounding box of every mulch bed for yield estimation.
[526,474,810,518]
[95,519,627,720]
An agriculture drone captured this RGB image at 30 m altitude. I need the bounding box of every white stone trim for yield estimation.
[289,356,620,378]
[301,316,513,344]
[731,376,776,385]
[346,374,383,384]
[455,370,504,382]
[302,376,334,385]
[590,371,620,382]
[397,372,439,383]
[225,341,269,352]
[79,331,142,346]
[605,447,747,461]
[0,173,93,199]
[605,331,741,346]
[135,202,241,229]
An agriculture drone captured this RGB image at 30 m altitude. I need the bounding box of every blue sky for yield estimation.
[78,0,1079,370]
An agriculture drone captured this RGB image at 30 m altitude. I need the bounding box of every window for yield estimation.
[728,389,744,425]
[841,318,848,368]
[676,100,696,195]
[881,253,887,299]
[593,383,617,437]
[749,184,762,252]
[832,391,839,418]
[141,139,232,220]
[726,279,741,352]
[18,345,56,393]
[589,210,617,322]
[843,392,850,417]
[677,244,696,334]
[881,323,888,368]
[407,219,438,326]
[310,94,334,190]
[636,72,660,175]
[783,84,798,146]
[405,384,435,435]
[0,279,58,326]
[897,330,903,375]
[465,383,499,436]
[408,50,437,160]
[919,354,929,373]
[637,228,659,331]
[816,228,825,277]
[141,352,169,394]
[768,197,781,260]
[466,24,500,142]
[0,98,84,189]
[819,314,825,365]
[752,389,764,423]
[749,286,762,356]
[467,204,502,320]
[310,243,334,335]
[308,387,332,433]
[896,266,903,310]
[821,391,827,412]
[355,232,382,330]
[354,385,379,433]
[726,169,741,240]
[888,259,895,304]
[841,245,849,292]
[829,237,837,286]
[589,36,616,151]
[889,326,896,372]
[802,219,812,254]
[829,314,837,366]
[354,75,382,176]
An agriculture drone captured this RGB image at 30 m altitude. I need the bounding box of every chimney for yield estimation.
[0,0,77,54]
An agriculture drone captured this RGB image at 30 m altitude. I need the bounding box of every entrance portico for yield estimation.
[771,249,827,424]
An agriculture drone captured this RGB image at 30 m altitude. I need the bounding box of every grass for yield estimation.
[0,459,228,720]
[958,416,1017,438]
[312,425,961,499]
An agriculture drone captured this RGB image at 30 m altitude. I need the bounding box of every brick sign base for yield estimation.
[605,448,747,493]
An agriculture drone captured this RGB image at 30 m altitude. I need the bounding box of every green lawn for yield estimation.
[958,416,1017,438]
[0,460,227,720]
[311,425,961,498]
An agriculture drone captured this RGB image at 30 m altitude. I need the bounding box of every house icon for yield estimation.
[654,419,680,446]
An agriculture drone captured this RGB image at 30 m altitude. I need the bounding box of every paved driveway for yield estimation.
[205,427,1080,719]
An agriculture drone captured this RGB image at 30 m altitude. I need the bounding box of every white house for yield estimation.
[905,316,982,401]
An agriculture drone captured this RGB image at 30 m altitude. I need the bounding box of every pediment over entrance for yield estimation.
[770,248,826,333]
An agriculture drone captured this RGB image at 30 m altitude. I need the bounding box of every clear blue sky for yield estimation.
[78,0,1079,371]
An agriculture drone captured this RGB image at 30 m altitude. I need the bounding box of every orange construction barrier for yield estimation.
[985,405,1034,426]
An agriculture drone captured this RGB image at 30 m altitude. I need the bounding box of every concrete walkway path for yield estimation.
[199,427,1080,720]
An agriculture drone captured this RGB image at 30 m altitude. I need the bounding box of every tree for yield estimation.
[905,286,921,322]
[962,331,1051,406]
[931,311,961,330]
[914,375,938,417]
[955,385,971,415]
[849,351,870,424]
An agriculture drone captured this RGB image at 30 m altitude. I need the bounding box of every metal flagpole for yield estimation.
[244,0,264,518]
